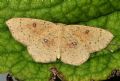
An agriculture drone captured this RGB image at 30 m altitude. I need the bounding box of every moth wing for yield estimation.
[28,28,61,63]
[64,25,113,53]
[60,26,90,65]
[6,18,56,46]
[6,18,60,63]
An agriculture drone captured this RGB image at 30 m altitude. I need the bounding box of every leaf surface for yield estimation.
[0,0,120,81]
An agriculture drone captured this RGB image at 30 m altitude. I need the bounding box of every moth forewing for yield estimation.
[64,25,114,53]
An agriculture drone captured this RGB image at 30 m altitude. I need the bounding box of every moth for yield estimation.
[6,18,113,66]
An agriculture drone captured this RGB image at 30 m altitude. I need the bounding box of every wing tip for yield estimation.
[6,18,21,26]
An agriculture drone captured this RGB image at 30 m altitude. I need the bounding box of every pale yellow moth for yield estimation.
[6,18,113,66]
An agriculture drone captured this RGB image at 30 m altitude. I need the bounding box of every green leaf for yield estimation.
[0,0,120,81]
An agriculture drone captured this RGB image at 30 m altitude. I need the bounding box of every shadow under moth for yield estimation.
[6,18,113,66]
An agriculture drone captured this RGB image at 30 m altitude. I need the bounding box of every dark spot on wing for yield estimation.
[85,30,90,34]
[94,42,97,44]
[71,42,77,46]
[89,42,91,44]
[42,38,55,47]
[97,39,100,42]
[68,41,78,48]
[20,18,22,27]
[43,38,49,43]
[33,23,36,27]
